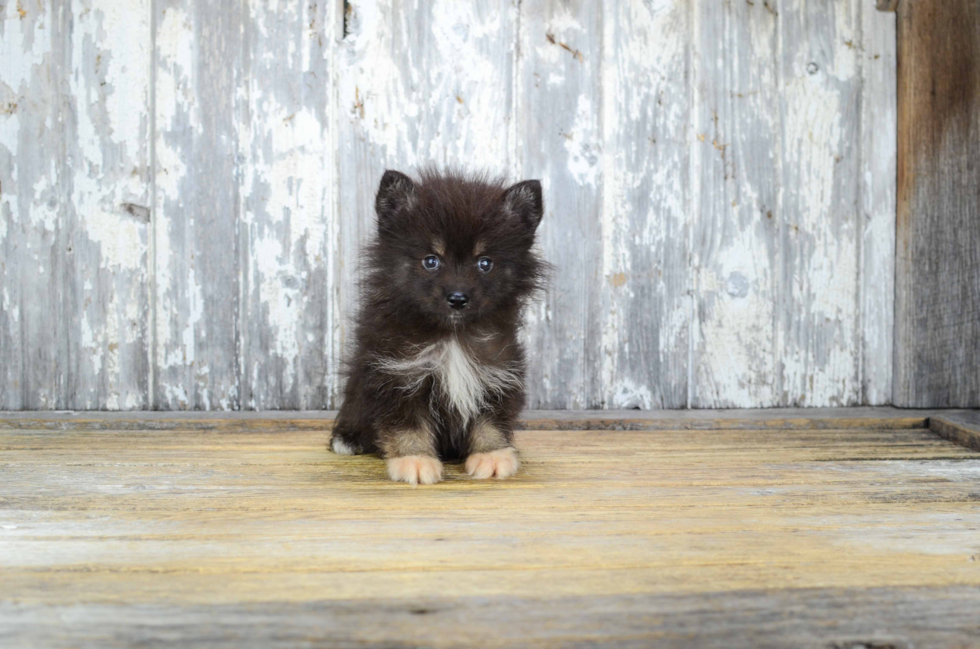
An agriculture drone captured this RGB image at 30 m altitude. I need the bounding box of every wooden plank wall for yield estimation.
[894,0,980,408]
[0,0,897,410]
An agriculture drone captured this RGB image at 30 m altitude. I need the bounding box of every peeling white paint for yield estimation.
[779,22,861,406]
[1,0,897,410]
[564,94,600,187]
[83,209,146,270]
[0,3,51,85]
[252,235,300,383]
[69,0,150,273]
[609,379,654,410]
[598,0,690,408]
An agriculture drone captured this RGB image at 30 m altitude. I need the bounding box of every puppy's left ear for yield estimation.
[502,180,544,232]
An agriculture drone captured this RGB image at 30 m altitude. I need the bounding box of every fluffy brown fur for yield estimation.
[330,168,547,484]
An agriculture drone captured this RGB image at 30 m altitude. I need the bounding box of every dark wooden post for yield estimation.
[894,0,980,407]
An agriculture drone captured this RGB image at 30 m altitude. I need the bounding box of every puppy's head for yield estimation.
[370,169,545,329]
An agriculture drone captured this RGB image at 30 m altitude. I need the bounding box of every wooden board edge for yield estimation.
[928,415,980,452]
[0,408,942,432]
[515,417,930,432]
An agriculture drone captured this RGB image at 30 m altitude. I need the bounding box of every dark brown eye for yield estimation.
[478,257,493,273]
[422,255,441,270]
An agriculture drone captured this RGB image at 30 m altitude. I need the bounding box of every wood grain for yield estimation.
[0,406,942,432]
[930,411,980,452]
[66,0,153,410]
[1,1,152,409]
[238,1,338,409]
[1,416,978,647]
[152,0,244,409]
[894,0,980,407]
[3,587,979,649]
[517,0,604,408]
[0,2,70,409]
[860,0,897,405]
[690,0,780,407]
[598,0,689,409]
[778,0,863,407]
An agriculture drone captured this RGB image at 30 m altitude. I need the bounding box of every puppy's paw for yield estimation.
[465,447,520,480]
[386,455,444,485]
[330,436,359,456]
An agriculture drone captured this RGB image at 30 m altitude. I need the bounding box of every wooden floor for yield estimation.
[2,410,980,648]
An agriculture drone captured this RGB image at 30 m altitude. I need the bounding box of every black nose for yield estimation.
[447,292,469,309]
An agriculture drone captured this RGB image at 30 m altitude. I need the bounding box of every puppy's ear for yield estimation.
[375,170,416,227]
[502,180,544,232]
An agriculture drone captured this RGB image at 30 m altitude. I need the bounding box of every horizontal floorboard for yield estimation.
[3,587,980,649]
[1,414,978,647]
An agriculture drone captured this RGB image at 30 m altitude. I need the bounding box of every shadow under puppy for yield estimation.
[330,168,546,485]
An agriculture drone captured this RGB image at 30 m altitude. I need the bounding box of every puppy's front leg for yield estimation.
[381,424,443,486]
[464,417,520,480]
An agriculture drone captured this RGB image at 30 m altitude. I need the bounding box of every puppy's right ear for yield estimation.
[375,170,416,227]
[502,179,544,232]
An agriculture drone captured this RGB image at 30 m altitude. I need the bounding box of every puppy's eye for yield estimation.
[477,257,493,273]
[422,255,441,270]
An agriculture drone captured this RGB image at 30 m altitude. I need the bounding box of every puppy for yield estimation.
[330,168,546,485]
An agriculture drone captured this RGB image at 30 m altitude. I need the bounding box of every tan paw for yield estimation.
[386,455,444,485]
[465,447,520,480]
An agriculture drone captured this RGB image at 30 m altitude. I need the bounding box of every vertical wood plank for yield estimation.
[335,0,517,376]
[776,0,863,406]
[894,0,980,407]
[690,0,780,407]
[0,3,69,409]
[518,0,603,408]
[65,0,152,409]
[859,4,896,405]
[152,1,243,409]
[598,0,689,408]
[238,1,338,409]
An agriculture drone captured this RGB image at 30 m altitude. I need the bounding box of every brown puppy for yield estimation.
[330,168,547,484]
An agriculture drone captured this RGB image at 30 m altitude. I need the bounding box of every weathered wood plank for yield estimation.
[778,0,863,407]
[335,0,518,371]
[65,0,152,409]
[690,0,780,407]
[3,587,979,649]
[152,0,244,409]
[0,406,947,431]
[0,1,151,410]
[598,0,689,409]
[859,2,896,405]
[930,411,980,452]
[238,1,338,409]
[0,420,978,646]
[0,3,71,409]
[894,0,980,407]
[518,0,603,408]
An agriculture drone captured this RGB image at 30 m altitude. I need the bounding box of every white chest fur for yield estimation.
[373,338,521,423]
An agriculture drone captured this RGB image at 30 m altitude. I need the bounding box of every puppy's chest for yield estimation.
[379,338,519,422]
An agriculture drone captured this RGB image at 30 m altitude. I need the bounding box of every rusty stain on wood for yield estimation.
[545,31,584,62]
